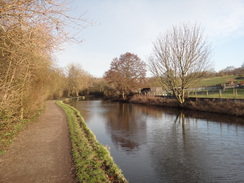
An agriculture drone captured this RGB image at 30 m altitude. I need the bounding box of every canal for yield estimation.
[70,99,244,183]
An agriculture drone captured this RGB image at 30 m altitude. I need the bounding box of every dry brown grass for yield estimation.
[184,99,244,117]
[130,95,179,107]
[130,95,244,117]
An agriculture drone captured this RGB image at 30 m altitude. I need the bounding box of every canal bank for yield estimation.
[57,101,127,183]
[0,101,75,183]
[129,95,244,117]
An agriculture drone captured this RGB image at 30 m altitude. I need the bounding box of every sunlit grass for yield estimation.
[192,76,244,87]
[56,101,127,183]
[189,88,244,99]
[0,110,43,155]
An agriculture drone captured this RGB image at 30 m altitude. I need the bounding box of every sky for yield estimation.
[55,0,244,77]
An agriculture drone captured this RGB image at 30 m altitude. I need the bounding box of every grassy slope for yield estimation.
[193,75,244,87]
[189,88,244,99]
[56,101,127,183]
[190,76,244,99]
[0,109,43,155]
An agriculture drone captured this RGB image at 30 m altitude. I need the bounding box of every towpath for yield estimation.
[0,101,76,183]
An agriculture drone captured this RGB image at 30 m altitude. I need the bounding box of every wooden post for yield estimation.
[223,84,226,91]
[219,89,222,98]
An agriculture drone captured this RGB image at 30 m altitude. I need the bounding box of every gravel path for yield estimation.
[0,101,76,183]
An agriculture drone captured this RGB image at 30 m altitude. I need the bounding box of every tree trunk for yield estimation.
[75,90,79,97]
[121,91,126,100]
[173,89,185,105]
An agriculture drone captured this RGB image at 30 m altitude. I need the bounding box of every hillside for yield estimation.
[189,75,244,99]
[192,75,244,88]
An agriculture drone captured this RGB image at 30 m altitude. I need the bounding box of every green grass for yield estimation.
[56,101,127,183]
[193,76,244,87]
[189,88,244,99]
[0,110,43,155]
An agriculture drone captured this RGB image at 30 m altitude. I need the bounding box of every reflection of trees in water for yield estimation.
[149,112,211,182]
[104,102,150,153]
[68,100,91,122]
[182,109,244,124]
[70,100,244,181]
[134,104,164,119]
[149,111,244,182]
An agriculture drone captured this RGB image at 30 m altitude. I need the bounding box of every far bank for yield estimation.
[129,95,244,117]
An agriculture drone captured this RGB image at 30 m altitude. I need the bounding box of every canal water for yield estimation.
[70,99,244,183]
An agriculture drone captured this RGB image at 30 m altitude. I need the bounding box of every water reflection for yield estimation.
[103,102,147,153]
[70,99,244,183]
[68,100,92,121]
[149,112,244,182]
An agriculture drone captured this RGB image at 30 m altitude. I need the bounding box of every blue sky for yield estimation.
[55,0,244,77]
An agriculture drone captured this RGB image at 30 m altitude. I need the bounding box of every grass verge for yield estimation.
[0,109,44,155]
[56,101,127,183]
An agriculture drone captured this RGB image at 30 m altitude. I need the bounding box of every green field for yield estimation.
[192,76,244,88]
[187,75,244,99]
[189,88,244,99]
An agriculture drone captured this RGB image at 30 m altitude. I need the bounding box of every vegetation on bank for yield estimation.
[184,99,244,117]
[0,108,44,155]
[56,101,127,183]
[130,95,244,117]
[0,1,90,150]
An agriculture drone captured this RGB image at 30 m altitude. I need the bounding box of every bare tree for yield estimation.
[66,64,92,97]
[149,23,211,104]
[46,67,67,99]
[104,52,146,100]
[0,0,87,124]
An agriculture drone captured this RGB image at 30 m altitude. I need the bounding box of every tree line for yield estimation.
[104,23,212,104]
[0,0,88,128]
[1,0,243,136]
[104,23,243,104]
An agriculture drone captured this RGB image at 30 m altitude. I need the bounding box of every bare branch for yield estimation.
[149,23,212,104]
